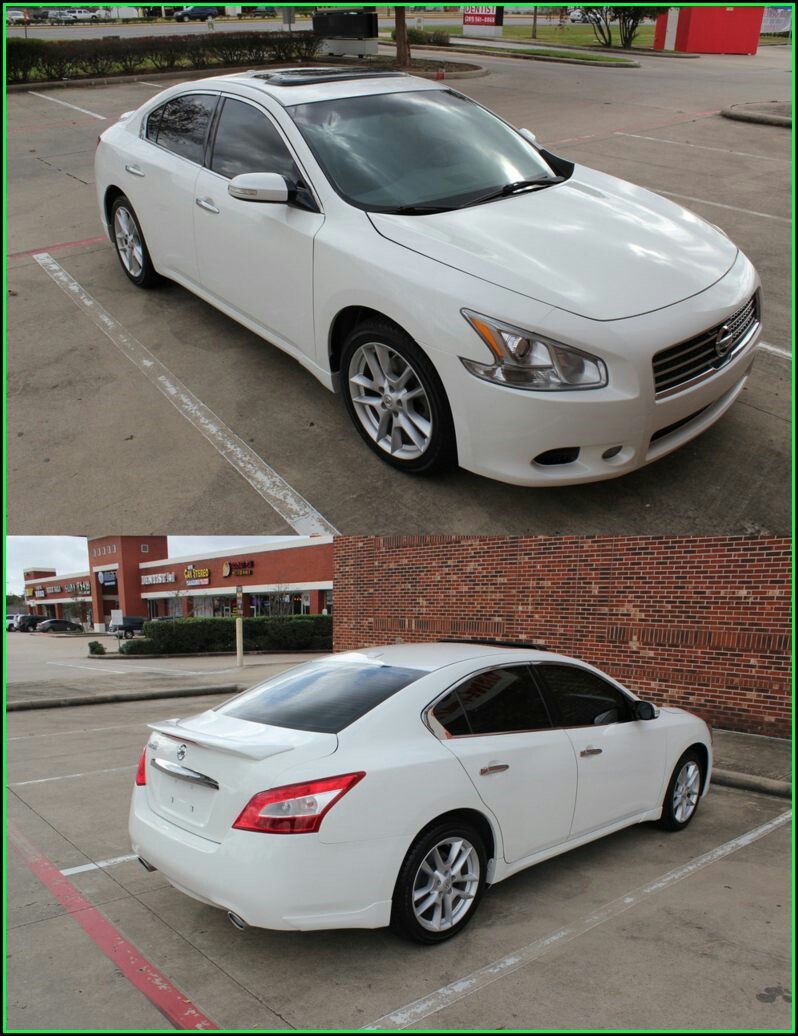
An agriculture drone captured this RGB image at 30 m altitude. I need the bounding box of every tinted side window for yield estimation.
[217,660,423,734]
[440,666,551,736]
[155,94,217,164]
[145,104,163,142]
[539,665,633,727]
[431,692,471,737]
[210,98,298,181]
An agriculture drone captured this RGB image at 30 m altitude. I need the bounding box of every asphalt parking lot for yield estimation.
[5,631,316,704]
[6,693,791,1030]
[7,46,791,536]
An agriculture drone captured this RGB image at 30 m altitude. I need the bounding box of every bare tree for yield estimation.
[395,5,411,68]
[582,6,665,49]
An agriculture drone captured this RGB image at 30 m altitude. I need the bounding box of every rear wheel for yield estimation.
[658,750,704,831]
[391,820,486,944]
[111,196,160,288]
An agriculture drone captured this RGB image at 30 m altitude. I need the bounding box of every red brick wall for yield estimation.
[333,536,791,738]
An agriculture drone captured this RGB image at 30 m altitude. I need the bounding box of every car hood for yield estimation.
[368,165,739,321]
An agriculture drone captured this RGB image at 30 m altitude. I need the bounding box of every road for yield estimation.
[7,46,791,536]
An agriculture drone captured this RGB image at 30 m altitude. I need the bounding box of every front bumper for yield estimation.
[431,257,761,487]
[130,789,400,931]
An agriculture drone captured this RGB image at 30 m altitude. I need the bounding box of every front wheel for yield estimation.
[391,821,486,944]
[341,320,456,475]
[658,750,704,831]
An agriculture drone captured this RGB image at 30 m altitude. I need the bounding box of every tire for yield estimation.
[110,195,160,288]
[124,629,134,640]
[391,820,487,944]
[341,319,457,475]
[658,749,704,831]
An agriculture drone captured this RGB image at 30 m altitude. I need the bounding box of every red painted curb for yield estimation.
[9,235,108,260]
[9,824,219,1030]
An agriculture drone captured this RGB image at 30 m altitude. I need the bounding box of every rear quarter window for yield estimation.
[217,660,423,734]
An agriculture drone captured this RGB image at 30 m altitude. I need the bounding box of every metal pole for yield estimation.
[235,585,244,668]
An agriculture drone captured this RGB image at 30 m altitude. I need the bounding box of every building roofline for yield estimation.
[138,536,333,569]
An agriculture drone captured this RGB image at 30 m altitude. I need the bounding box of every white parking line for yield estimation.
[363,810,792,1031]
[9,723,145,741]
[33,253,339,536]
[27,91,107,120]
[758,340,792,361]
[61,853,138,876]
[46,662,129,675]
[658,191,791,223]
[617,132,787,162]
[11,765,136,787]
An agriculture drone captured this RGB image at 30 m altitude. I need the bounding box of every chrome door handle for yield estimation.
[125,164,145,177]
[195,197,220,214]
[580,747,603,757]
[480,763,510,776]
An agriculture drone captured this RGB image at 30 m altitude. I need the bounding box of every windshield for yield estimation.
[288,89,557,213]
[216,658,424,734]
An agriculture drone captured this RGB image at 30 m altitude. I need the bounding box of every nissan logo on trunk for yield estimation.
[177,744,187,761]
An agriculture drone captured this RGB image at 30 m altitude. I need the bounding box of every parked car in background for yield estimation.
[14,614,45,632]
[66,8,102,20]
[240,6,278,17]
[108,615,147,638]
[49,9,79,22]
[7,614,22,631]
[569,8,587,22]
[5,10,26,24]
[174,6,220,21]
[96,69,761,488]
[131,640,712,942]
[36,619,84,633]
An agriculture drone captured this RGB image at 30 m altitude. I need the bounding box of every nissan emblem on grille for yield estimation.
[715,323,734,357]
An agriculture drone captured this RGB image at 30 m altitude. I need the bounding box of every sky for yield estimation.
[5,536,298,596]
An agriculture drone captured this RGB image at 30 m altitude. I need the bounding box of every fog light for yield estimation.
[602,445,623,460]
[534,447,580,466]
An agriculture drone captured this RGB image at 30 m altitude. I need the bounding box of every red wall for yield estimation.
[333,536,791,738]
[655,6,763,54]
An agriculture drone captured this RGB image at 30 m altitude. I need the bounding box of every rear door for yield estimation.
[430,665,577,864]
[536,663,668,838]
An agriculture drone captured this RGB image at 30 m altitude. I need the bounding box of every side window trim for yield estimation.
[205,92,322,211]
[424,663,555,740]
[532,661,635,729]
[140,91,221,167]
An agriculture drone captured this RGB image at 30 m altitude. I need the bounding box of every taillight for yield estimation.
[135,747,147,786]
[233,772,365,834]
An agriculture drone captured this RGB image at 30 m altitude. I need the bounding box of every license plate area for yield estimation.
[151,771,216,826]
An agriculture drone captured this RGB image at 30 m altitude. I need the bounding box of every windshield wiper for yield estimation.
[391,203,457,215]
[460,176,565,209]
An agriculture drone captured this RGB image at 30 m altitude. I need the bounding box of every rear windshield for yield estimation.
[216,659,423,734]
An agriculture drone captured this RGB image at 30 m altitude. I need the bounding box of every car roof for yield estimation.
[191,68,444,107]
[333,641,573,672]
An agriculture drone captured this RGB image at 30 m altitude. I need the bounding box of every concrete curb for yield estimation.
[712,767,791,800]
[720,106,791,128]
[449,34,698,58]
[86,649,323,659]
[409,42,639,68]
[6,59,486,92]
[7,684,242,711]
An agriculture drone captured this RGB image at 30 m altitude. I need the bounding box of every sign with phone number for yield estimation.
[463,6,504,27]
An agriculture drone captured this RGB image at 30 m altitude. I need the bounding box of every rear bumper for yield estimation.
[129,789,399,931]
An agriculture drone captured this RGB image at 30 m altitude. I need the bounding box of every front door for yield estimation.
[193,95,324,360]
[431,665,577,864]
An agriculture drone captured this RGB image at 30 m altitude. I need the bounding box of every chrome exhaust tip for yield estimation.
[138,857,157,872]
[227,911,248,931]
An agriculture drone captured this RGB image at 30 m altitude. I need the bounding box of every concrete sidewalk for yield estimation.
[712,728,791,799]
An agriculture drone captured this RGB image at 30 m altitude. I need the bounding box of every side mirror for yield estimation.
[519,127,537,145]
[228,172,290,204]
[634,700,658,721]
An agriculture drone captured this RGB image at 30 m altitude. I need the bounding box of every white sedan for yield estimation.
[96,68,761,487]
[130,641,712,942]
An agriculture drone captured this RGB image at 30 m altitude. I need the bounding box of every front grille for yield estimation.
[653,294,759,397]
[650,405,709,444]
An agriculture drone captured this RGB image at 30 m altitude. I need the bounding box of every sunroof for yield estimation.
[250,67,409,87]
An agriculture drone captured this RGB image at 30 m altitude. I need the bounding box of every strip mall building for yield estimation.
[23,535,334,631]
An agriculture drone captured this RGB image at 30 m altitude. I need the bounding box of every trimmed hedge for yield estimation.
[88,640,106,655]
[6,32,322,84]
[391,28,451,47]
[118,615,333,655]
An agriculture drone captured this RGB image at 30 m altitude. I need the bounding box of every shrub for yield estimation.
[38,40,83,81]
[119,637,157,655]
[392,28,450,46]
[6,39,46,83]
[76,40,117,78]
[141,615,332,654]
[88,640,106,656]
[147,36,188,71]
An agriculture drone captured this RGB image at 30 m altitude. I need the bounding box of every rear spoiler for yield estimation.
[148,720,295,762]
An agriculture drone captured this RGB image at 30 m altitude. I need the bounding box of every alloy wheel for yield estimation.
[113,206,144,278]
[348,342,433,460]
[672,760,700,823]
[412,837,480,933]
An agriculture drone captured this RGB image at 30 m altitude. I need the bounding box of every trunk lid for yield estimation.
[145,710,338,843]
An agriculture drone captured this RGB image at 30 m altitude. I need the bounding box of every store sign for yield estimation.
[98,570,117,588]
[65,581,91,594]
[141,571,176,586]
[463,5,504,28]
[185,566,210,579]
[45,585,62,595]
[185,577,210,587]
[34,589,46,599]
[223,560,255,578]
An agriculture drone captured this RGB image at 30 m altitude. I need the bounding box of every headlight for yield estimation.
[460,310,608,391]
